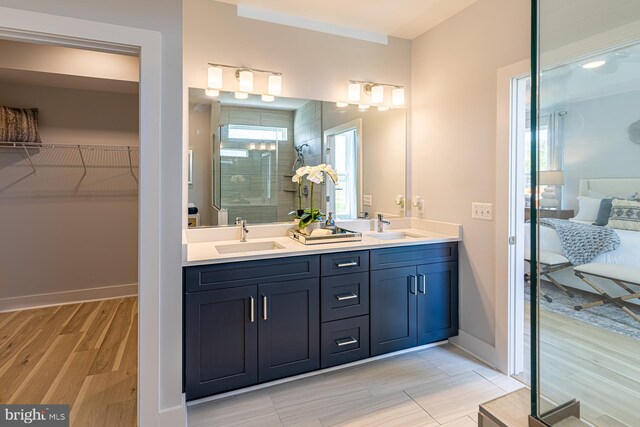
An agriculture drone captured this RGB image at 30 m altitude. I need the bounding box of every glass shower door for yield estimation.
[532,1,640,425]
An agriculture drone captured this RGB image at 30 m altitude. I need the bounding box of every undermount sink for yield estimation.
[216,241,285,254]
[366,231,422,240]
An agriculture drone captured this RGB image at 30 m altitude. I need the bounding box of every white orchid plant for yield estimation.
[290,164,339,229]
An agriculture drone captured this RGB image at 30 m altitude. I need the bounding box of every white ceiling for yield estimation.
[214,0,479,40]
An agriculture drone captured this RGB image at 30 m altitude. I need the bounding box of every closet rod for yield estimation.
[0,141,139,151]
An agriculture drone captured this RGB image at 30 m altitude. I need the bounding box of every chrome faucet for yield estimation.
[235,217,249,242]
[377,214,390,233]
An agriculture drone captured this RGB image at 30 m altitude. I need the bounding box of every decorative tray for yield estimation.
[288,227,362,245]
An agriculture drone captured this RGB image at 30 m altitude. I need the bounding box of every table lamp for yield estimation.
[539,170,564,209]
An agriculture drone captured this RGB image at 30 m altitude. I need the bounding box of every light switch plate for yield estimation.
[472,202,493,221]
[363,195,373,206]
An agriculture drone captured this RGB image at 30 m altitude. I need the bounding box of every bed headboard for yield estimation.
[579,178,640,197]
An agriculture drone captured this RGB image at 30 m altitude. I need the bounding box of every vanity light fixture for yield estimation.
[205,88,219,97]
[348,80,405,107]
[207,65,223,89]
[336,102,349,108]
[347,83,361,103]
[370,85,384,104]
[238,69,254,92]
[262,94,275,102]
[207,63,283,99]
[268,74,282,96]
[234,91,249,100]
[392,87,405,106]
[582,60,606,69]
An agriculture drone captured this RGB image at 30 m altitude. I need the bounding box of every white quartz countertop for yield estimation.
[183,218,462,266]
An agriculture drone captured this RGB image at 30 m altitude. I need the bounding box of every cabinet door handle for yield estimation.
[336,292,358,301]
[250,296,255,322]
[262,295,268,320]
[409,275,417,295]
[419,274,426,294]
[336,337,358,346]
[337,261,358,268]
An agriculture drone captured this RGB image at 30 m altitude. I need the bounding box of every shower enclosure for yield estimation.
[530,1,640,425]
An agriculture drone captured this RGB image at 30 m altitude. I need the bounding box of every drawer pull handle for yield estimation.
[250,296,255,323]
[419,274,427,294]
[336,293,358,301]
[409,275,417,295]
[337,261,358,268]
[262,295,268,320]
[336,337,358,346]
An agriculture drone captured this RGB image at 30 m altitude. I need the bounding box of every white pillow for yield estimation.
[573,196,602,222]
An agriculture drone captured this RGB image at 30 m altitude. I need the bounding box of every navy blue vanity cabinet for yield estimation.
[184,286,258,400]
[184,255,320,400]
[319,252,370,368]
[258,278,320,382]
[370,243,458,357]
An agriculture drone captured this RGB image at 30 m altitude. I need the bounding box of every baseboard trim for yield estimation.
[187,340,448,407]
[159,401,187,427]
[449,330,498,370]
[0,283,138,312]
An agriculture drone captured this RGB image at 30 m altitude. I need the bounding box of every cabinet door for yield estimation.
[258,278,320,382]
[184,286,258,400]
[417,262,459,345]
[370,266,418,356]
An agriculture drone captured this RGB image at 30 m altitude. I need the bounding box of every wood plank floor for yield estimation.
[0,297,137,427]
[517,303,640,427]
[187,343,526,427]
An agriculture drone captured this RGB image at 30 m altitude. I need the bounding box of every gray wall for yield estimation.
[0,81,139,301]
[411,0,530,349]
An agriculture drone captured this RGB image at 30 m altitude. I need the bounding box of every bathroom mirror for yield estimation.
[188,88,406,227]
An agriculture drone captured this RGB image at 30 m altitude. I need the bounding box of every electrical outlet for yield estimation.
[363,195,373,206]
[472,202,493,221]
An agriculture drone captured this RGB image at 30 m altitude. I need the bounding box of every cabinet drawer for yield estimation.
[321,272,369,322]
[321,316,369,368]
[370,243,457,271]
[320,251,369,277]
[184,255,320,292]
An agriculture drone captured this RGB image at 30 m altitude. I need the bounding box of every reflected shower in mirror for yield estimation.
[187,89,406,227]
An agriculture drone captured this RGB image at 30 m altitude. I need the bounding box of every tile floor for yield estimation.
[187,343,525,427]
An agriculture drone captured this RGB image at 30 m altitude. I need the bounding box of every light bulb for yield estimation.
[358,104,370,110]
[249,143,256,150]
[208,65,223,89]
[347,83,361,103]
[205,88,219,97]
[270,143,276,150]
[262,94,275,102]
[392,87,405,106]
[336,102,348,108]
[378,106,389,112]
[268,74,282,95]
[238,70,254,92]
[260,143,266,150]
[371,85,384,104]
[234,91,248,100]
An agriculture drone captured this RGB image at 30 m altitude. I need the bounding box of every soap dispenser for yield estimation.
[325,212,336,233]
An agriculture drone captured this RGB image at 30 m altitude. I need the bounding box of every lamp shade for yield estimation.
[347,83,361,103]
[208,65,223,89]
[238,70,254,92]
[539,170,564,186]
[392,87,405,106]
[371,85,384,104]
[268,74,282,95]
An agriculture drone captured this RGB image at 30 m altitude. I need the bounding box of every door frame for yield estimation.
[0,7,166,426]
[496,58,530,375]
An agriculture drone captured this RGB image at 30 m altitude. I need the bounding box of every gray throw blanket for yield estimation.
[540,218,620,266]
